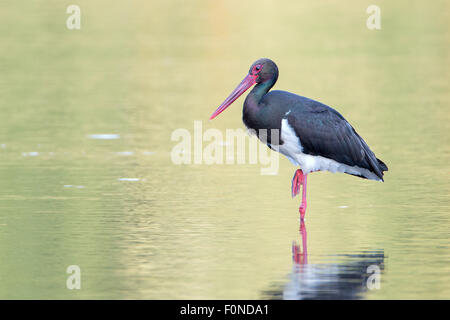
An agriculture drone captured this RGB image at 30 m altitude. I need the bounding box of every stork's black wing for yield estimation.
[286,98,388,180]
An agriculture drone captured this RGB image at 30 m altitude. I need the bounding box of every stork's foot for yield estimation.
[291,169,304,198]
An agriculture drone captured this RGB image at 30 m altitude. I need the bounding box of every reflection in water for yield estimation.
[263,221,385,300]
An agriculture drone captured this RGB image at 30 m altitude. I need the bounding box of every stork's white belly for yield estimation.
[271,119,381,181]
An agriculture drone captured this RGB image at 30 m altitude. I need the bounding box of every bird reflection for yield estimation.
[292,220,308,266]
[263,220,385,300]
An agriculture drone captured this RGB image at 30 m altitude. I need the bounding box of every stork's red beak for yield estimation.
[209,74,257,120]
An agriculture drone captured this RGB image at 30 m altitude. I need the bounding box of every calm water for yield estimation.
[0,1,449,299]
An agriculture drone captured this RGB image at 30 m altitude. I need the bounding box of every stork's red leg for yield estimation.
[299,174,307,220]
[291,169,308,220]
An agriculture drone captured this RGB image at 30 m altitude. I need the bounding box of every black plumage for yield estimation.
[284,94,387,180]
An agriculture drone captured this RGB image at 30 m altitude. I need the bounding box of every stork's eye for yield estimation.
[253,65,262,74]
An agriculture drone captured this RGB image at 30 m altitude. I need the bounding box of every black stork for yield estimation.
[210,58,388,220]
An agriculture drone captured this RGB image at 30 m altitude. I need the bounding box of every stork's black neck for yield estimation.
[244,74,278,113]
[242,73,279,136]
